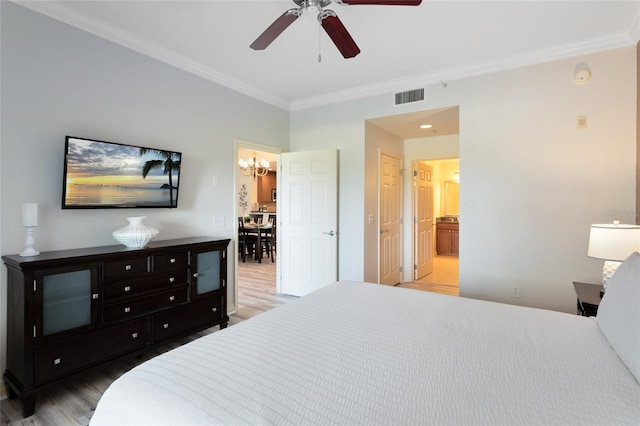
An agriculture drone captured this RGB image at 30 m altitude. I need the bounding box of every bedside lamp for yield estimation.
[588,221,640,290]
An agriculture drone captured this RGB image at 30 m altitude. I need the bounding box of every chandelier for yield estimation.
[238,152,271,180]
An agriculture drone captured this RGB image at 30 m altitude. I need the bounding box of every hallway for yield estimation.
[396,255,459,296]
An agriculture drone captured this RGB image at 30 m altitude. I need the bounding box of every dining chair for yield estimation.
[254,215,263,224]
[257,222,276,263]
[267,214,277,254]
[237,217,257,262]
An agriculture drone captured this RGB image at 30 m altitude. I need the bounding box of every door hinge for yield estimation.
[413,170,417,177]
[414,217,418,224]
[414,264,418,270]
[399,266,403,273]
[400,218,403,225]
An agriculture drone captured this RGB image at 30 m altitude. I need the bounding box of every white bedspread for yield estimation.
[90,281,640,425]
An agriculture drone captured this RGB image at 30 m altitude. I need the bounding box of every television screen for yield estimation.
[62,136,182,209]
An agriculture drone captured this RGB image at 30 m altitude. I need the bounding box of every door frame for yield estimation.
[405,157,460,283]
[233,139,283,312]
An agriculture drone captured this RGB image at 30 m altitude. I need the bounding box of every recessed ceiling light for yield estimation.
[420,124,433,129]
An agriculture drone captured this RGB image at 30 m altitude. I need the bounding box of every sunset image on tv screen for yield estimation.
[63,137,181,208]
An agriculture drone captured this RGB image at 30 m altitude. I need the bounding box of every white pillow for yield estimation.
[596,251,640,382]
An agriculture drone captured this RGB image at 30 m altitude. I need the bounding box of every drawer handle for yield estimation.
[124,307,131,313]
[132,332,138,339]
[212,307,217,312]
[163,323,169,329]
[170,258,176,263]
[53,358,61,366]
[169,295,175,301]
[125,264,132,271]
[169,277,175,283]
[92,293,99,300]
[124,285,131,292]
[192,273,198,278]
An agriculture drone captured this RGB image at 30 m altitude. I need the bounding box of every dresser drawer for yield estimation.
[153,251,188,272]
[103,287,188,324]
[153,297,223,342]
[35,318,147,384]
[103,269,189,301]
[103,256,149,280]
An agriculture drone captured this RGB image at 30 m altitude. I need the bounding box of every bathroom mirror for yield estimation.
[444,180,459,216]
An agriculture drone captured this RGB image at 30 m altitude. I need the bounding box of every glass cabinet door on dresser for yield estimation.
[191,248,223,297]
[187,246,228,330]
[34,263,99,340]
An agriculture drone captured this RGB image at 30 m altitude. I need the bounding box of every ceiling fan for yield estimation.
[250,0,422,59]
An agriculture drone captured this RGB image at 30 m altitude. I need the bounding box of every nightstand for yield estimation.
[573,281,604,317]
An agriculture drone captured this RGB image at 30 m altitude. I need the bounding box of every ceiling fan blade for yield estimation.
[250,9,301,51]
[339,0,421,5]
[319,11,361,59]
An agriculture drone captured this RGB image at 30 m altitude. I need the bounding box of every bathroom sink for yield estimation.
[437,216,459,222]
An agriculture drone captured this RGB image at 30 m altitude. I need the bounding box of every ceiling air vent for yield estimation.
[395,88,424,105]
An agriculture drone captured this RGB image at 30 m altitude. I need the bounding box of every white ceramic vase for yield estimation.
[112,216,159,249]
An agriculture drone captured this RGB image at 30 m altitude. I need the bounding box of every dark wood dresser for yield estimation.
[2,236,230,417]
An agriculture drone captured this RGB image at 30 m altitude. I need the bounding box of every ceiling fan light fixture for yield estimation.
[251,0,421,58]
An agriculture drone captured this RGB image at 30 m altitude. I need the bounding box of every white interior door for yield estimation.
[279,150,338,296]
[379,153,402,286]
[415,161,434,279]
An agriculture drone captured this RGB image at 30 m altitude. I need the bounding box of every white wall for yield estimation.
[0,2,289,384]
[291,46,637,314]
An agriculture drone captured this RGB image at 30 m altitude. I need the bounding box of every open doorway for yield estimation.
[366,106,460,296]
[235,141,281,311]
[412,158,459,293]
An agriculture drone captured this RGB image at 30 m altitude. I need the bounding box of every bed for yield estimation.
[90,256,640,425]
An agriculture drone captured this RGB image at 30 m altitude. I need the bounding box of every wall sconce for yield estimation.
[573,62,592,85]
[588,220,640,289]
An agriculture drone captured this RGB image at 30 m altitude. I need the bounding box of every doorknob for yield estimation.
[323,231,335,236]
[380,229,389,234]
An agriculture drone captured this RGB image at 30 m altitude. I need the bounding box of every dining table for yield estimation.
[242,222,272,261]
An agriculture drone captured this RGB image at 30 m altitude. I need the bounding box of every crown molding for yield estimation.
[12,0,639,113]
[290,32,635,111]
[12,0,291,111]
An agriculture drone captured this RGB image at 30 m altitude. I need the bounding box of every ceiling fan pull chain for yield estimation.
[318,21,322,62]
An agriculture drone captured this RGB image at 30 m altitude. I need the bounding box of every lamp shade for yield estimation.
[588,223,640,261]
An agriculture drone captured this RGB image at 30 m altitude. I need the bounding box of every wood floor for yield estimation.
[0,259,289,426]
[397,255,459,296]
[1,253,457,425]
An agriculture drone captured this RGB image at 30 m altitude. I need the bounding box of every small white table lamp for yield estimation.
[588,221,640,289]
[20,202,40,257]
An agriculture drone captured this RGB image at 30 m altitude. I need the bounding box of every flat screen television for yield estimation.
[62,136,182,209]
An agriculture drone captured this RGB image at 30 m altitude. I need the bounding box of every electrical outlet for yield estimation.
[512,285,520,298]
[213,216,225,227]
